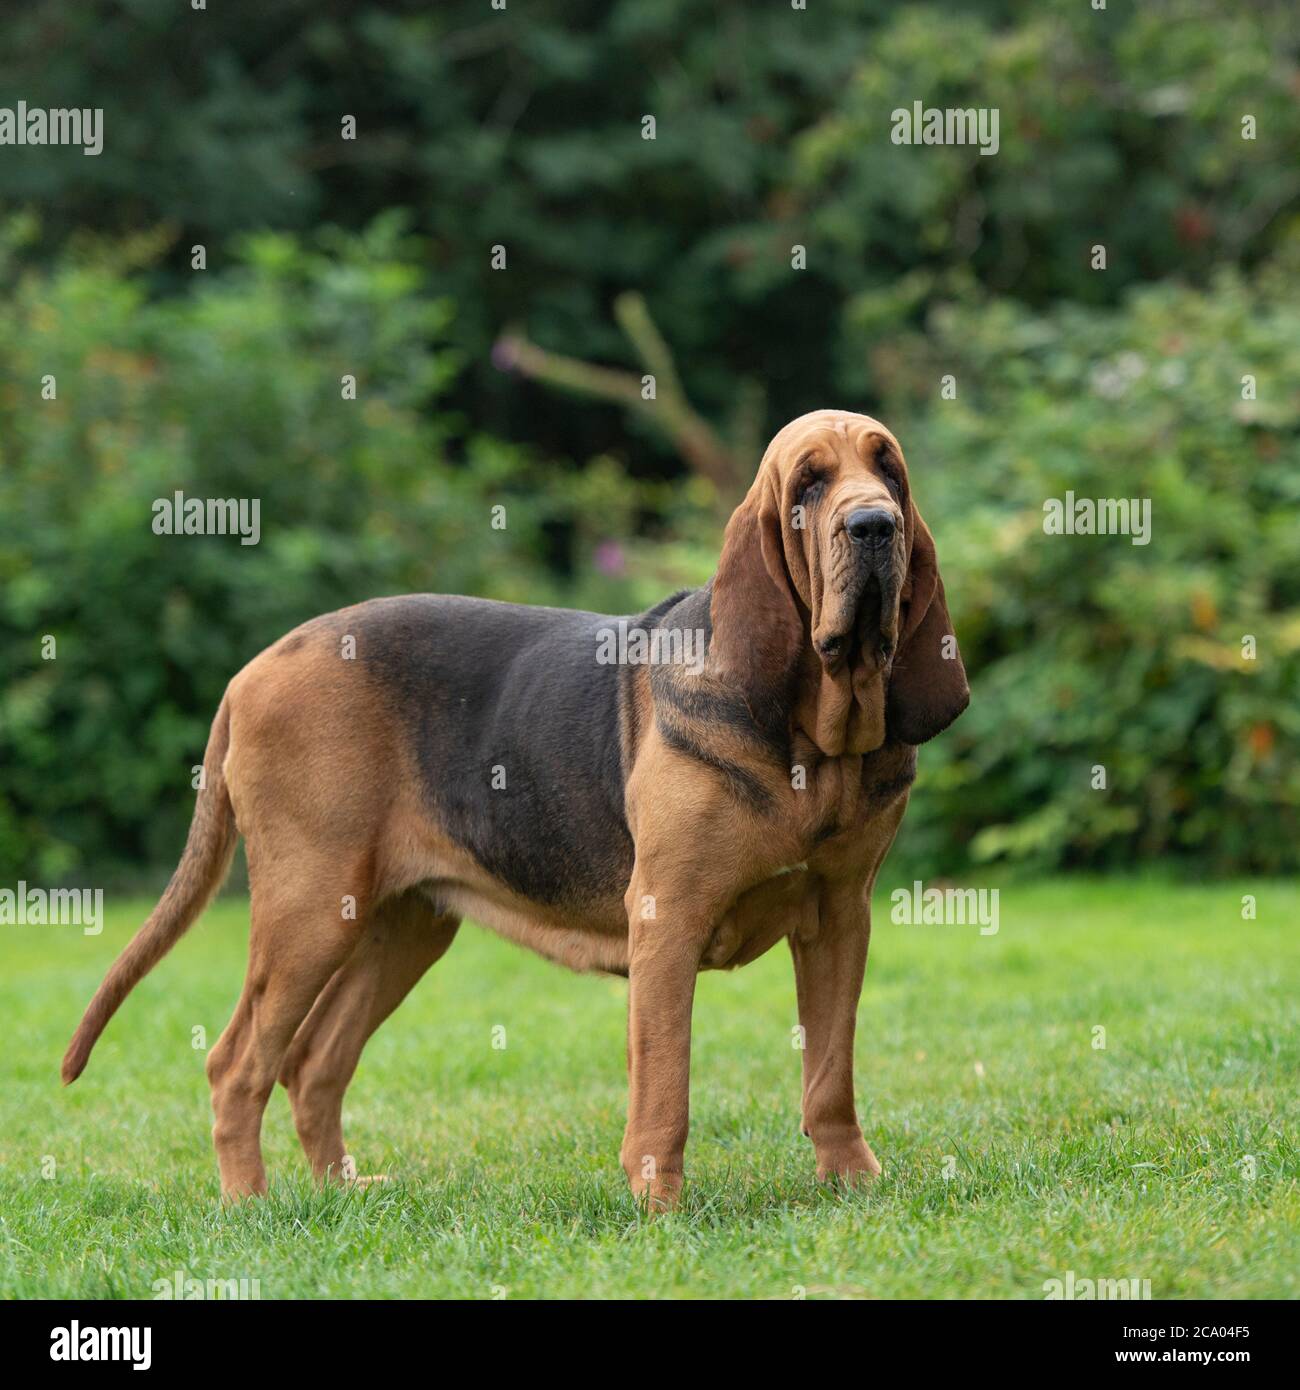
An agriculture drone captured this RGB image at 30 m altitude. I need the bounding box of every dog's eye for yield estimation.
[875,442,904,500]
[796,471,827,505]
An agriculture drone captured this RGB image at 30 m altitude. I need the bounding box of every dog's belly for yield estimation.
[423,880,633,975]
[402,820,819,978]
[418,867,816,978]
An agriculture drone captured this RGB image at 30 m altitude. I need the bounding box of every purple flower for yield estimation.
[593,541,626,577]
[491,336,520,373]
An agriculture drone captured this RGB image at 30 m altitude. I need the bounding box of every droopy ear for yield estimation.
[710,482,804,716]
[886,509,969,745]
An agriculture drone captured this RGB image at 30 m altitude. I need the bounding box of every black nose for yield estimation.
[846,507,896,544]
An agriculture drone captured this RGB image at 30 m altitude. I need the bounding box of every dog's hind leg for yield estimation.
[279,890,459,1182]
[205,845,371,1199]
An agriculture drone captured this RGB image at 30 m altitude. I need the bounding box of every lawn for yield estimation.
[0,876,1295,1299]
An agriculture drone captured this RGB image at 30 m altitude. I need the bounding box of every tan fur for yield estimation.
[61,699,238,1084]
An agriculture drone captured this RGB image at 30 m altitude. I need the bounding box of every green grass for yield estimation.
[1,876,1295,1299]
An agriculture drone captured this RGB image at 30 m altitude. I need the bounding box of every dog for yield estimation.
[64,409,969,1208]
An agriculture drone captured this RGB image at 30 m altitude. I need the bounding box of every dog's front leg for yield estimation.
[789,880,882,1185]
[619,872,712,1212]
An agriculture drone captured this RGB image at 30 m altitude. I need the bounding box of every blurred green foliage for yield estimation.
[0,217,699,878]
[0,0,1297,878]
[4,0,1297,459]
[892,261,1300,872]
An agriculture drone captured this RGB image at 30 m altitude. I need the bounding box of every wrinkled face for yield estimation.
[768,411,909,673]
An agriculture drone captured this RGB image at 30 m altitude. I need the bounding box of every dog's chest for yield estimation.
[792,742,918,850]
[698,744,917,971]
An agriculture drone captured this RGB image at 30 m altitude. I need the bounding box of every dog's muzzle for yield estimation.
[816,510,904,669]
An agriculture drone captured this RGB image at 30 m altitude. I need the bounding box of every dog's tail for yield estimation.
[62,697,239,1085]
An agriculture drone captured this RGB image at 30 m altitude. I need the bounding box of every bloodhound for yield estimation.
[64,409,968,1207]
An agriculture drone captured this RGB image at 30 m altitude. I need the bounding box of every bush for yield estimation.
[889,258,1300,873]
[3,1,1296,466]
[0,217,665,881]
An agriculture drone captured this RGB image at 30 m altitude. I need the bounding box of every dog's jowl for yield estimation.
[63,410,969,1209]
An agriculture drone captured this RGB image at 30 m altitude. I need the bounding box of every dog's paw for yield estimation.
[627,1171,683,1214]
[815,1140,882,1187]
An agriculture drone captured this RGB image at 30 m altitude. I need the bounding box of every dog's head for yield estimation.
[711,409,969,754]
